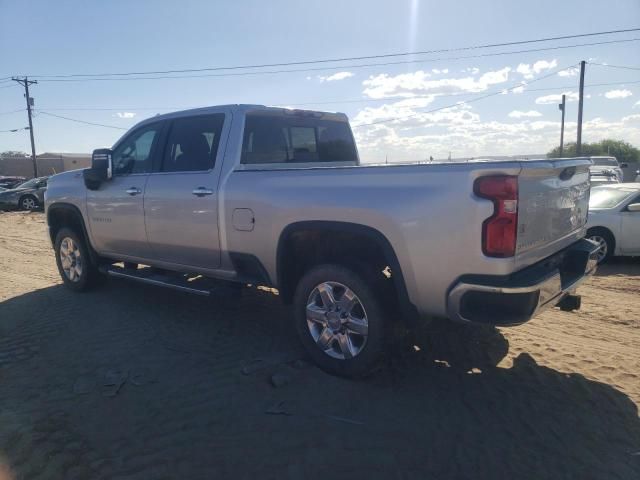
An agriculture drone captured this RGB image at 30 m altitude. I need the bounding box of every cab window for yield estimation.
[112,123,161,175]
[161,114,225,172]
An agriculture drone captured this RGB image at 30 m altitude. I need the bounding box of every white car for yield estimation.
[588,156,625,184]
[586,183,640,263]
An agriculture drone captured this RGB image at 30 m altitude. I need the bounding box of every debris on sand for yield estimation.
[270,371,291,388]
[102,369,128,397]
[324,414,365,426]
[265,401,292,416]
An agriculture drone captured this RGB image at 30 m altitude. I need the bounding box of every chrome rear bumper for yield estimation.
[447,238,599,326]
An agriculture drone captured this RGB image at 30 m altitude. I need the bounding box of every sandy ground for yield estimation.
[0,210,638,480]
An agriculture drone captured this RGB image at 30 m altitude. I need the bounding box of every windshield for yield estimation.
[15,178,39,189]
[592,158,619,167]
[589,187,635,208]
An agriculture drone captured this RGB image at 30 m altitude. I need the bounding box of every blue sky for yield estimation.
[1,0,639,162]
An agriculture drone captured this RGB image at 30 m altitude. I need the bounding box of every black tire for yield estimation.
[54,227,102,292]
[586,227,615,264]
[293,264,388,378]
[19,195,39,211]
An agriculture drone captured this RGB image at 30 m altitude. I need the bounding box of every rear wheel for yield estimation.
[54,228,102,291]
[586,228,615,264]
[20,195,38,210]
[293,264,387,377]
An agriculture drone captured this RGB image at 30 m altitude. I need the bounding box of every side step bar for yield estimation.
[101,265,211,296]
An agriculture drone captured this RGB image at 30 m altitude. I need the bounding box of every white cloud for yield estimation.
[362,67,511,99]
[535,91,579,104]
[604,89,633,99]
[115,112,136,119]
[558,67,579,77]
[508,110,543,118]
[516,59,558,79]
[318,71,354,82]
[635,100,640,108]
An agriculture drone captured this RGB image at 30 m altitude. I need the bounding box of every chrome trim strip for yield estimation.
[105,268,211,296]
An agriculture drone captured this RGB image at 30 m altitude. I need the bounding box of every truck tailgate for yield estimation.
[516,158,592,269]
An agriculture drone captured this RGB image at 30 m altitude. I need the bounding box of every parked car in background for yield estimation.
[0,176,27,189]
[586,183,640,263]
[0,176,48,210]
[588,156,625,184]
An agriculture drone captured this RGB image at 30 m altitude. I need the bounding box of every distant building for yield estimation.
[0,152,91,178]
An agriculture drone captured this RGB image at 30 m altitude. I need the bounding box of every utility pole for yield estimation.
[576,61,586,156]
[12,76,38,178]
[558,94,566,156]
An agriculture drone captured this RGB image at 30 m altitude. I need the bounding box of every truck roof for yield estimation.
[134,104,349,129]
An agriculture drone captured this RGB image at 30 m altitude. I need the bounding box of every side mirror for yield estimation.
[83,148,112,190]
[627,203,640,212]
[620,162,629,168]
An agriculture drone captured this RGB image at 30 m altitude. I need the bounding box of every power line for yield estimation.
[0,108,25,116]
[37,111,128,130]
[588,61,640,71]
[33,78,640,112]
[15,27,640,80]
[352,63,578,128]
[30,37,640,83]
[0,126,29,133]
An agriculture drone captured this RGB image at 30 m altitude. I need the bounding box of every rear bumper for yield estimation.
[447,238,599,326]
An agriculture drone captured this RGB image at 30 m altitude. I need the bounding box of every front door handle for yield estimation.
[126,187,142,196]
[192,187,214,197]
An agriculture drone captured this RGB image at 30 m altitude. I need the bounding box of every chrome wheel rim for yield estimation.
[588,235,608,263]
[59,237,83,282]
[306,281,369,360]
[22,197,36,210]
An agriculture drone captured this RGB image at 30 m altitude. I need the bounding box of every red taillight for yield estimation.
[474,175,518,257]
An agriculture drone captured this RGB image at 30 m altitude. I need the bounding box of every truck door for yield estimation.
[86,121,164,259]
[143,112,228,270]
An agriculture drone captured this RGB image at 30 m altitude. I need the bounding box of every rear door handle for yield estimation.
[192,187,214,197]
[125,187,142,196]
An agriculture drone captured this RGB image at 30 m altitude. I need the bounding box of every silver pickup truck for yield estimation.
[45,104,598,376]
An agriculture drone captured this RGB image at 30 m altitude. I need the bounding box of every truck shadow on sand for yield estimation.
[0,281,639,479]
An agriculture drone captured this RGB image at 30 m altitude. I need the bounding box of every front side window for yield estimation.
[241,113,357,165]
[112,123,161,175]
[161,114,225,172]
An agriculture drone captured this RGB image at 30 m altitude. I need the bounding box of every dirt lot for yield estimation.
[0,211,639,480]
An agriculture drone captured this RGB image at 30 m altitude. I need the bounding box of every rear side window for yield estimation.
[241,113,357,165]
[162,114,225,172]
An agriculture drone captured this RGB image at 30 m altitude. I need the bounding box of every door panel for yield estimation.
[86,175,149,256]
[620,197,640,253]
[144,113,226,269]
[144,172,220,268]
[86,121,164,258]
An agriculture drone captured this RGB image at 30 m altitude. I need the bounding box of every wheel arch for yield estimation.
[276,220,419,325]
[47,203,100,265]
[19,193,38,208]
[586,225,616,253]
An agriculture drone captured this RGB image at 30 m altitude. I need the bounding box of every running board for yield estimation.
[101,265,212,296]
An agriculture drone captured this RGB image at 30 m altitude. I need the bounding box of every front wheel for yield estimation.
[20,195,39,210]
[586,228,615,264]
[54,228,102,291]
[293,264,387,377]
